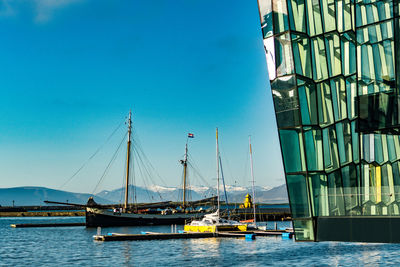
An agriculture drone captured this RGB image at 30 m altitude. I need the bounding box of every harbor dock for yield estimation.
[11,223,86,228]
[93,229,293,241]
[94,232,215,241]
[0,205,84,217]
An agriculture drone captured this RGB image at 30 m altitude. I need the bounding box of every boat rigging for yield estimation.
[124,111,132,211]
[249,135,257,228]
[184,128,247,233]
[84,111,207,227]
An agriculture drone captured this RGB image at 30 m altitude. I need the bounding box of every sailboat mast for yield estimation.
[124,111,132,210]
[249,135,256,225]
[216,128,220,218]
[182,142,188,208]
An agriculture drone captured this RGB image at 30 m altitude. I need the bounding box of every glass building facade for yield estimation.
[257,0,400,242]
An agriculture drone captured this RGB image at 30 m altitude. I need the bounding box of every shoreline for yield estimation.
[0,211,85,217]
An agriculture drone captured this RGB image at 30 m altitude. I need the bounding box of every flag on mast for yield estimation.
[188,133,194,138]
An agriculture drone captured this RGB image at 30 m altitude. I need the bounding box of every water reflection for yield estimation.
[360,243,383,265]
[184,238,222,258]
[123,242,132,266]
[3,218,400,266]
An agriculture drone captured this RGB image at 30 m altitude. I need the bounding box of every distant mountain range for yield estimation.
[0,184,288,207]
[0,187,112,206]
[96,184,288,204]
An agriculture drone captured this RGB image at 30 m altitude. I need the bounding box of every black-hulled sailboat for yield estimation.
[85,111,206,227]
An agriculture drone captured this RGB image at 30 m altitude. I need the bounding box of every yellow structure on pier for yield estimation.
[240,194,253,209]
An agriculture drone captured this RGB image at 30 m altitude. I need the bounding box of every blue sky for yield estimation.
[0,0,284,194]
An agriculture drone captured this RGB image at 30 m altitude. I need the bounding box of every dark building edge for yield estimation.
[316,216,400,243]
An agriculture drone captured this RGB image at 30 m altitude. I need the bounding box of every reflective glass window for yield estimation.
[393,161,400,186]
[275,33,295,77]
[259,0,273,38]
[330,77,347,121]
[279,129,306,173]
[387,135,397,162]
[392,162,400,203]
[325,33,342,77]
[272,0,289,34]
[323,126,340,172]
[360,163,383,210]
[287,174,310,217]
[328,170,346,215]
[357,21,395,94]
[271,75,300,128]
[304,127,323,171]
[311,37,329,81]
[320,0,336,33]
[381,163,395,205]
[287,0,306,33]
[341,33,356,76]
[308,173,329,216]
[293,219,314,241]
[374,135,384,164]
[264,37,277,80]
[381,134,390,163]
[317,82,334,127]
[351,121,359,163]
[292,34,312,78]
[397,18,400,90]
[394,136,400,160]
[336,0,352,32]
[341,165,359,215]
[346,76,357,120]
[306,0,323,36]
[360,163,371,207]
[356,1,393,27]
[336,121,352,165]
[298,82,317,125]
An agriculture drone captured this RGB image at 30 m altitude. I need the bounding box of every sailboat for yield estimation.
[247,135,258,229]
[85,111,205,227]
[184,128,247,233]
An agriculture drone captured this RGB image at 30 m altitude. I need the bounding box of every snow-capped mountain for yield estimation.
[0,184,288,206]
[95,184,287,204]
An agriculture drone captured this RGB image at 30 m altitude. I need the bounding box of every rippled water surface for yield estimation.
[1,217,400,266]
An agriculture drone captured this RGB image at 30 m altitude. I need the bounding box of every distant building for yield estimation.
[257,0,400,242]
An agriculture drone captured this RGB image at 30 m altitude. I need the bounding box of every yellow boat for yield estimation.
[184,210,247,233]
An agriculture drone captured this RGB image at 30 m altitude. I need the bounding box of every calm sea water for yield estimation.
[1,217,400,266]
